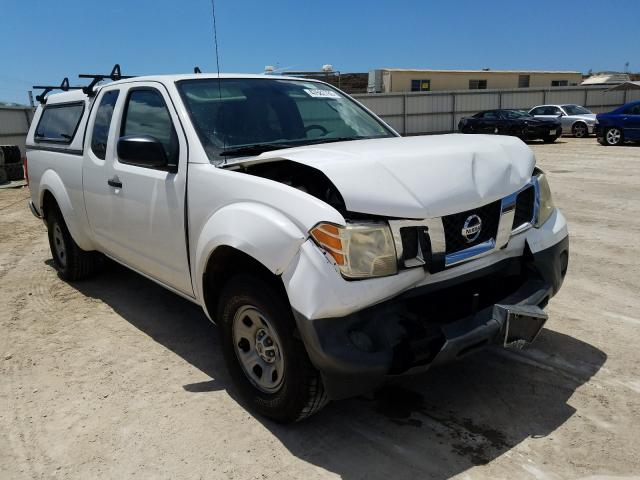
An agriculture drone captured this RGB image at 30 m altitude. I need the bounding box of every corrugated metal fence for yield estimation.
[1,87,639,150]
[353,86,640,135]
[0,106,33,156]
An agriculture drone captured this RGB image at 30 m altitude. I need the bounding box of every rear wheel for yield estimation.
[46,208,97,280]
[601,127,623,146]
[542,135,558,143]
[218,275,328,422]
[572,122,588,138]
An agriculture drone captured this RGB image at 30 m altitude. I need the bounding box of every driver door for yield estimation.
[102,82,192,296]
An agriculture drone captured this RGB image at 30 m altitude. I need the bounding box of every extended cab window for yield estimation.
[91,90,119,160]
[121,89,179,166]
[34,102,84,143]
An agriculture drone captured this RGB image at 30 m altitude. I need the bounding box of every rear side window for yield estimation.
[91,90,120,160]
[35,102,84,143]
[121,89,179,165]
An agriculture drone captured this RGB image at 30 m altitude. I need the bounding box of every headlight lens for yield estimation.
[535,171,555,227]
[310,222,398,279]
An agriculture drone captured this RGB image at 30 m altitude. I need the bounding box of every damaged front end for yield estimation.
[292,235,568,400]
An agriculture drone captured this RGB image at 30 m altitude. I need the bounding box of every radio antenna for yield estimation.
[210,0,226,162]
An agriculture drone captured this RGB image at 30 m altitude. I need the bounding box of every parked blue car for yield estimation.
[595,100,640,146]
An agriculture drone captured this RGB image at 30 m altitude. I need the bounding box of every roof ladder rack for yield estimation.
[32,77,83,104]
[78,64,135,96]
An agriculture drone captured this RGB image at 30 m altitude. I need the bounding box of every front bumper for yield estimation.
[523,124,562,140]
[594,124,604,138]
[293,234,569,400]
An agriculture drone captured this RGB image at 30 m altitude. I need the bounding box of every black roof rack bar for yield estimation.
[32,77,83,104]
[78,64,135,96]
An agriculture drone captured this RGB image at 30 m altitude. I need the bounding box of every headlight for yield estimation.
[310,222,398,279]
[535,170,555,227]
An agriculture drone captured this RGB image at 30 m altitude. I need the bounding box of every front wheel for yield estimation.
[542,135,558,143]
[600,127,623,146]
[572,122,589,138]
[218,275,328,422]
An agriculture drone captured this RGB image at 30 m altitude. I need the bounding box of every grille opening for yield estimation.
[512,185,535,229]
[400,227,419,260]
[442,200,501,254]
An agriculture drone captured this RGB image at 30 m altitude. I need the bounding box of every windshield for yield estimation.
[562,105,592,115]
[501,110,532,119]
[177,78,395,163]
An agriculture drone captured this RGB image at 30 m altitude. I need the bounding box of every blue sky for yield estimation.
[1,0,638,104]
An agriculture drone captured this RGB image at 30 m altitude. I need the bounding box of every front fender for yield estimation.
[39,169,95,251]
[194,202,307,303]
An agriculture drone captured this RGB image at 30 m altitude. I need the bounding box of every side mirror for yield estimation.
[117,135,169,169]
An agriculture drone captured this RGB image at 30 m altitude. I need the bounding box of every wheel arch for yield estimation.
[194,202,309,320]
[201,245,289,324]
[37,170,95,251]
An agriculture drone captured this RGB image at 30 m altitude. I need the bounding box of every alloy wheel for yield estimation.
[606,128,622,145]
[573,123,587,138]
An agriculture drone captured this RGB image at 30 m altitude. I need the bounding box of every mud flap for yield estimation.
[494,304,548,349]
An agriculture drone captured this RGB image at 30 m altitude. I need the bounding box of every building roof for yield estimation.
[376,68,581,74]
[581,73,631,85]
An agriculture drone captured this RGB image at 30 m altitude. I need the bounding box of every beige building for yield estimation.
[368,69,583,93]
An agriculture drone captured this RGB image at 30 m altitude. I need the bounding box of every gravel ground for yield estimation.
[1,137,639,479]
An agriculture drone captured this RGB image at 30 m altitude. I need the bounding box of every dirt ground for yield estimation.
[1,137,639,479]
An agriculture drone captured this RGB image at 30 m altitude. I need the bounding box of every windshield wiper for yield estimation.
[219,136,372,157]
[298,136,367,146]
[219,142,295,157]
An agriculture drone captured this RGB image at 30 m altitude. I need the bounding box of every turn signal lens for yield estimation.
[310,222,398,279]
[310,224,345,265]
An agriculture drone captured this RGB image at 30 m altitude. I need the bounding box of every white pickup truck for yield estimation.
[26,70,569,422]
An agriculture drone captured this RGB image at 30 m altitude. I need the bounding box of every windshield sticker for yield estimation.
[303,89,340,99]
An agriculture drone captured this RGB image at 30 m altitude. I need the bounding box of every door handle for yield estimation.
[107,178,122,188]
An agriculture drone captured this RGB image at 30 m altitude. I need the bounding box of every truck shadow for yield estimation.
[68,260,606,480]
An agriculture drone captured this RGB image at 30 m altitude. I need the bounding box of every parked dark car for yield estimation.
[595,100,640,146]
[458,109,562,143]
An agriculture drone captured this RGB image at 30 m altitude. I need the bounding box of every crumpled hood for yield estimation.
[246,134,535,219]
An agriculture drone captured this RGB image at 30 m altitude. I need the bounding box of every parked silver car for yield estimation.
[529,104,596,138]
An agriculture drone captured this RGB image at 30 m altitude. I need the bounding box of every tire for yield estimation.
[5,163,24,181]
[601,127,623,146]
[542,135,558,143]
[46,207,97,281]
[0,166,7,184]
[0,145,20,164]
[217,274,328,423]
[572,122,589,138]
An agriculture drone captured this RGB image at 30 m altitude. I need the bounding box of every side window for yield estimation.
[469,79,488,90]
[626,104,640,115]
[530,107,543,115]
[121,89,179,166]
[91,90,119,160]
[483,111,498,119]
[552,107,563,115]
[410,79,431,92]
[34,102,85,143]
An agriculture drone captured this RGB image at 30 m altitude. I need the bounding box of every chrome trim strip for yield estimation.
[445,239,496,266]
